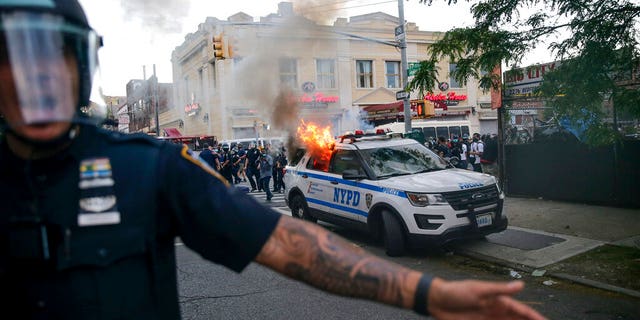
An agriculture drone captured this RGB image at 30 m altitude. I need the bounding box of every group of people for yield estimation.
[0,1,544,319]
[428,133,499,176]
[198,141,287,201]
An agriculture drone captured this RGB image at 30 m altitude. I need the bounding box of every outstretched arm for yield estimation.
[256,216,546,320]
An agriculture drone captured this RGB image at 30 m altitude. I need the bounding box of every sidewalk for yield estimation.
[454,196,640,298]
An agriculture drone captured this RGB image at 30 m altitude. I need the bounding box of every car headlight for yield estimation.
[406,192,448,207]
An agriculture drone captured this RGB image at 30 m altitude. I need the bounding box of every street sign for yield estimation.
[408,62,420,76]
[394,25,405,42]
[394,25,404,36]
[396,90,409,100]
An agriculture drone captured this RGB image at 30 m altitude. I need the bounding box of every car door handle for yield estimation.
[330,180,339,185]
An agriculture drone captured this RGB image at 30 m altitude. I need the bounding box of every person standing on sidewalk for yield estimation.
[0,1,546,319]
[470,133,484,173]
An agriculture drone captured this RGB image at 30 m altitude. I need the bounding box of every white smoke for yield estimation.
[226,1,349,139]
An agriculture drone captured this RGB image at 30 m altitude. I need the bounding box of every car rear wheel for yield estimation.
[291,194,317,223]
[381,209,406,257]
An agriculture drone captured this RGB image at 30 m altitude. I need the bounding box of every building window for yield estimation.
[385,61,401,88]
[279,58,298,89]
[356,60,373,88]
[449,63,462,88]
[316,59,335,89]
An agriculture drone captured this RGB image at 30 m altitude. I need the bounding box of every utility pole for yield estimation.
[153,64,160,137]
[398,0,411,133]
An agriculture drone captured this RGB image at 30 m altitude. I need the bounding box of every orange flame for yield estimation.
[296,120,335,170]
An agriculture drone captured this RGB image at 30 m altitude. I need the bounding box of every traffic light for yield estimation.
[212,33,227,59]
[424,99,435,117]
[212,33,237,59]
[227,37,236,59]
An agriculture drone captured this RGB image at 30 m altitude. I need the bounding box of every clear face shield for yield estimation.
[0,12,103,129]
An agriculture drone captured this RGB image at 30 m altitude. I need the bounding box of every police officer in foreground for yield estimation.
[0,1,546,319]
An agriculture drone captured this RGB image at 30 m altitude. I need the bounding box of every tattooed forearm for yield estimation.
[255,216,422,309]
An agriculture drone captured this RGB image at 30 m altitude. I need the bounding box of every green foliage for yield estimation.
[407,59,440,96]
[412,0,640,145]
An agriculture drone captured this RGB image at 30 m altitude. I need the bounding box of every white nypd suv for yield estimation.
[283,133,507,256]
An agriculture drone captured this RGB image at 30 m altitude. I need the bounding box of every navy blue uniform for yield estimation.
[199,147,219,170]
[0,124,281,319]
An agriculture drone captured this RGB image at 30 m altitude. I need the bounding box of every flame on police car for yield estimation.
[296,120,334,163]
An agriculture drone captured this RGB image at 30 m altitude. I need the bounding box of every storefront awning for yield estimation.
[362,101,403,112]
[163,128,182,137]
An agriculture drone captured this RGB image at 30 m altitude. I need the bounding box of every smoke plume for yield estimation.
[226,1,349,149]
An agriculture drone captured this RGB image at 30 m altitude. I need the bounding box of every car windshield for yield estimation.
[358,142,449,178]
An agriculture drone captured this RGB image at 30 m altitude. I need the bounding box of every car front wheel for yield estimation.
[381,209,406,257]
[291,194,317,223]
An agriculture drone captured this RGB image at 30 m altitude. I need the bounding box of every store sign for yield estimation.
[424,92,467,105]
[300,92,339,108]
[504,61,561,97]
[184,103,200,116]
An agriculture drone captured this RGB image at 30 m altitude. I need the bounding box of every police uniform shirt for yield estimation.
[0,124,281,319]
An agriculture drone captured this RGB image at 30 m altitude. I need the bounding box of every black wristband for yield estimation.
[413,274,433,316]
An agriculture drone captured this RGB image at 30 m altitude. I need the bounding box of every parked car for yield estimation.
[283,132,507,256]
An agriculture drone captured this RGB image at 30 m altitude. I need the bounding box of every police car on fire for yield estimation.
[283,130,507,256]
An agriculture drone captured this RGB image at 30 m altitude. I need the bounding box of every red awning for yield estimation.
[362,101,403,112]
[163,128,182,137]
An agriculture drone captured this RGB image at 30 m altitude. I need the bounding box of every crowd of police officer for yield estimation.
[198,141,287,192]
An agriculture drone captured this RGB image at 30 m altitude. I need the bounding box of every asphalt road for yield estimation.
[175,188,640,320]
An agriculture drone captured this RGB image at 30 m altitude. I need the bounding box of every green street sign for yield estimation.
[408,62,420,76]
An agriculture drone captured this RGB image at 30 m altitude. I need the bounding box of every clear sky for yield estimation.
[78,0,548,97]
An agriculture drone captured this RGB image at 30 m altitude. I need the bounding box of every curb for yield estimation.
[549,273,640,299]
[455,248,640,300]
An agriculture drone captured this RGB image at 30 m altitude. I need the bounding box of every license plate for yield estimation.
[476,213,492,227]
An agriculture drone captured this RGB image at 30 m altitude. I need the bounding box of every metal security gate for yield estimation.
[497,106,640,208]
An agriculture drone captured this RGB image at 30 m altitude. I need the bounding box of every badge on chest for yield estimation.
[78,157,121,226]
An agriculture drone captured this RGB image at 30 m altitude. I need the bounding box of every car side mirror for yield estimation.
[342,169,366,180]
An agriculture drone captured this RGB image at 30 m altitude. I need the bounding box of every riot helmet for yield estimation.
[0,0,103,132]
[222,143,230,152]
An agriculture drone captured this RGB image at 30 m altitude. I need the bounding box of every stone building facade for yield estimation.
[166,2,496,141]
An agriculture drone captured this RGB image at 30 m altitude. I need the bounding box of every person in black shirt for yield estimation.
[245,143,262,192]
[199,143,221,171]
[218,143,233,184]
[273,147,288,193]
[0,1,545,319]
[435,136,451,158]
